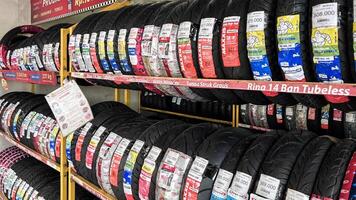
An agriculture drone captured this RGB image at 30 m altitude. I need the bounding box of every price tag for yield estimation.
[286,188,309,200]
[255,174,280,199]
[45,80,93,136]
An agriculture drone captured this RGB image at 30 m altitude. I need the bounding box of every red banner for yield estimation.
[31,0,69,23]
[31,0,116,23]
[71,0,111,12]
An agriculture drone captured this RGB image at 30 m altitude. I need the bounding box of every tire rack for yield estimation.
[0,25,70,200]
[4,0,351,198]
[64,1,356,197]
[65,1,133,200]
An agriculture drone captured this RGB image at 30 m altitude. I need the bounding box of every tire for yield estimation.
[127,119,185,200]
[221,0,271,105]
[177,0,218,100]
[252,131,316,200]
[344,111,356,138]
[226,134,279,199]
[210,135,257,200]
[276,0,327,108]
[197,0,246,104]
[155,123,217,200]
[286,136,335,198]
[183,128,254,200]
[247,0,297,106]
[138,124,191,200]
[310,0,356,111]
[312,139,356,199]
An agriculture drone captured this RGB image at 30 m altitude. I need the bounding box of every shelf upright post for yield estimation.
[232,105,236,127]
[235,105,239,127]
[115,89,120,102]
[30,84,36,93]
[124,89,130,107]
[63,25,77,200]
[60,27,71,200]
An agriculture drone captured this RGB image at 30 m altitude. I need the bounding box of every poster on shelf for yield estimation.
[31,0,119,23]
[45,80,93,136]
[31,0,69,23]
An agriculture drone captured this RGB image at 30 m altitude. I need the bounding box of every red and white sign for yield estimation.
[31,0,120,24]
[31,0,69,23]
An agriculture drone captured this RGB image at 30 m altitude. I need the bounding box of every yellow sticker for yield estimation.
[247,31,266,57]
[277,15,300,34]
[312,27,339,58]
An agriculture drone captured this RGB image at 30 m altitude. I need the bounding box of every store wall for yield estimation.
[0,0,32,150]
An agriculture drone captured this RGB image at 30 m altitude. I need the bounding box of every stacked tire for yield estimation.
[0,92,63,163]
[0,24,72,72]
[63,0,356,110]
[0,146,98,200]
[141,92,233,121]
[68,104,356,200]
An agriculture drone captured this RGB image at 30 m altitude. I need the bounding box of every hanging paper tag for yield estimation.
[45,80,93,136]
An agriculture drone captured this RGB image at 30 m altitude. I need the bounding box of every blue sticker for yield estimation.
[250,56,273,81]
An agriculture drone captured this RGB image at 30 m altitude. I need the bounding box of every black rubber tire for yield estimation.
[252,131,316,199]
[197,0,246,104]
[130,119,185,200]
[208,134,257,199]
[189,128,254,200]
[287,136,335,197]
[276,0,327,108]
[247,0,297,106]
[312,139,356,199]
[310,0,356,111]
[233,134,280,196]
[221,0,271,105]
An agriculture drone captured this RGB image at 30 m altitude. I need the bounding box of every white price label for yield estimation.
[45,80,93,136]
[346,112,356,123]
[255,174,280,199]
[229,171,252,197]
[211,169,234,199]
[178,21,192,39]
[285,188,309,200]
[312,3,338,28]
[247,11,266,32]
[199,18,216,39]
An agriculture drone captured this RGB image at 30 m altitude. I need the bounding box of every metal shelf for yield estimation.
[141,106,233,125]
[71,72,356,97]
[0,131,60,172]
[70,169,116,200]
[0,70,58,85]
[238,123,273,132]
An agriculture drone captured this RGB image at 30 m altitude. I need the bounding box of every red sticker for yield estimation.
[183,177,200,200]
[267,104,274,116]
[110,152,123,187]
[178,40,197,78]
[75,134,85,161]
[198,37,216,78]
[55,134,61,159]
[308,108,316,120]
[333,109,342,122]
[339,153,356,200]
[221,16,240,67]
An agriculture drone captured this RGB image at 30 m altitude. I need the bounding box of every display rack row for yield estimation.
[0,131,60,172]
[0,0,354,199]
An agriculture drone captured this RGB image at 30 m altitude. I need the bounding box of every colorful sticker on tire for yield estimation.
[277,15,305,81]
[247,11,272,81]
[123,140,145,200]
